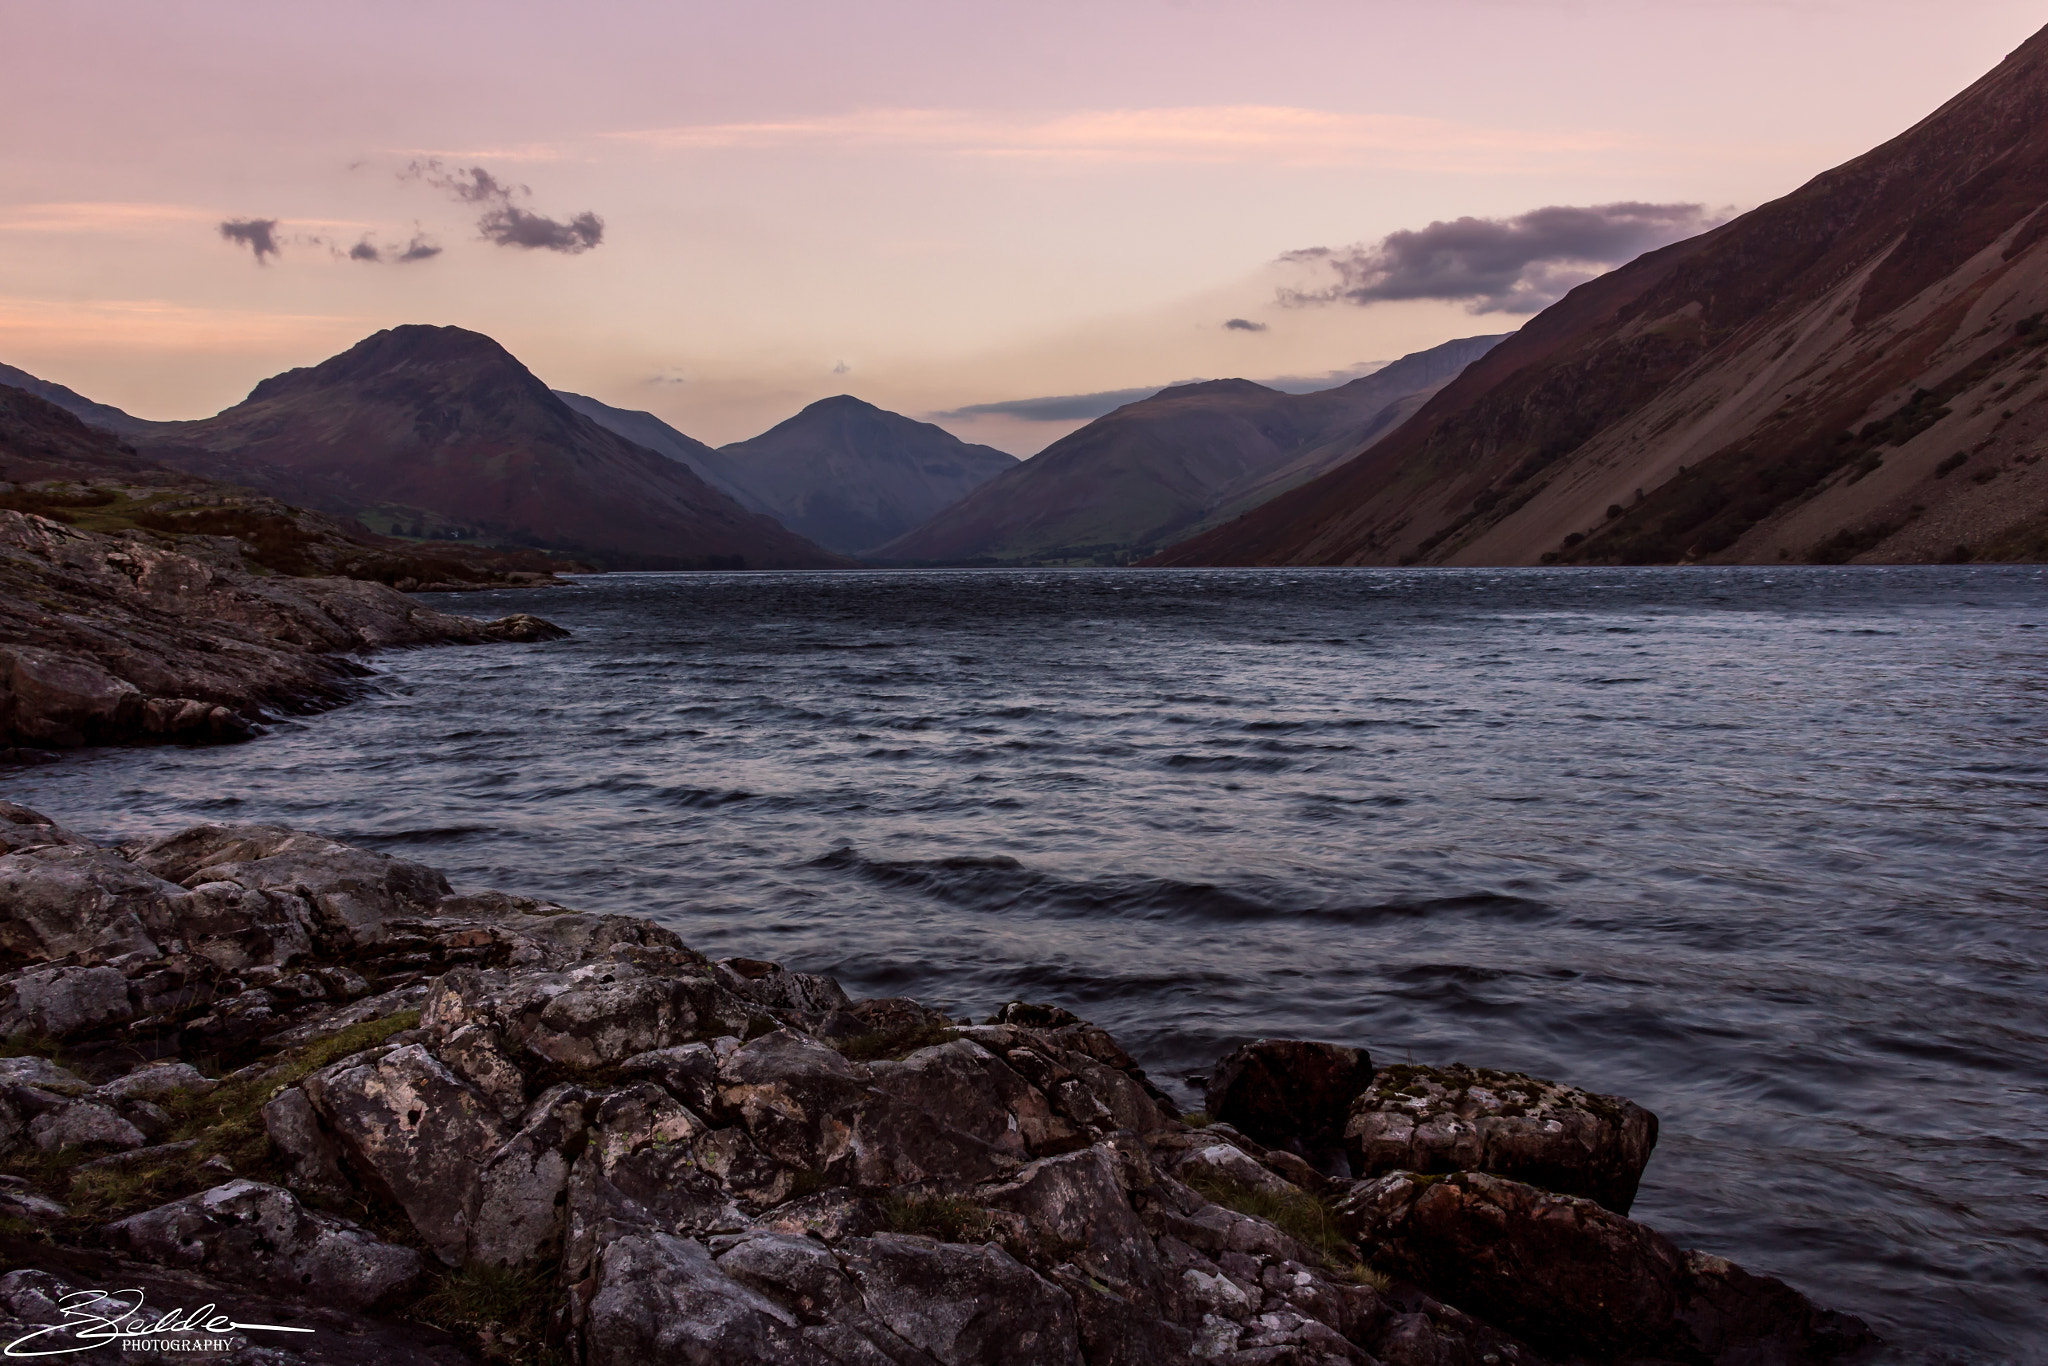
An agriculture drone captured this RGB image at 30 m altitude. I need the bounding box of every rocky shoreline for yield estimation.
[0,803,1877,1364]
[0,508,566,759]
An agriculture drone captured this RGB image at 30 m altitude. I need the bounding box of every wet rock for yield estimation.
[839,1232,1085,1366]
[105,1178,424,1313]
[301,1042,510,1264]
[423,956,736,1070]
[1346,1062,1657,1213]
[718,957,854,1017]
[0,801,86,854]
[1206,1039,1373,1169]
[856,1040,1052,1185]
[1341,1170,1876,1364]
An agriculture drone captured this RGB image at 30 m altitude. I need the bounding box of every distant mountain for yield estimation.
[877,334,1504,564]
[1155,25,2048,568]
[703,396,1017,555]
[551,391,755,506]
[0,363,158,438]
[133,326,841,570]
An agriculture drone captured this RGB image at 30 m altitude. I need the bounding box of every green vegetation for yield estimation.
[1183,1170,1362,1276]
[882,1193,992,1243]
[832,1023,958,1063]
[1805,521,1903,565]
[414,1260,568,1366]
[0,1010,421,1230]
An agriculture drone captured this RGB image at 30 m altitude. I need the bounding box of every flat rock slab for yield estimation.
[1345,1061,1657,1212]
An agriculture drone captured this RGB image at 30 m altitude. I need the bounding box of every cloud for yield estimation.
[1222,318,1268,332]
[218,218,281,263]
[610,106,1631,172]
[1282,202,1724,314]
[402,159,605,254]
[832,360,851,375]
[347,232,443,264]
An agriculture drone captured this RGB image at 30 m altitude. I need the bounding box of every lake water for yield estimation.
[8,565,2046,1361]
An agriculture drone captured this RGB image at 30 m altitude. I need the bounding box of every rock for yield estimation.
[105,1179,425,1313]
[0,963,135,1040]
[856,1040,1051,1185]
[619,1042,723,1115]
[718,1029,874,1179]
[581,1231,839,1366]
[301,1042,511,1263]
[469,1083,593,1267]
[563,1083,746,1283]
[422,955,737,1070]
[129,824,452,950]
[981,1145,1167,1309]
[718,957,853,1017]
[479,613,570,643]
[838,1232,1085,1366]
[0,802,87,854]
[0,1179,65,1226]
[0,844,178,964]
[1206,1039,1373,1169]
[261,1086,354,1201]
[1345,1062,1658,1213]
[1340,1170,1877,1364]
[0,1055,90,1096]
[88,1061,214,1106]
[28,1100,146,1151]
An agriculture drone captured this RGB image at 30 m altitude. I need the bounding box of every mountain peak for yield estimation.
[1150,378,1279,402]
[242,324,535,407]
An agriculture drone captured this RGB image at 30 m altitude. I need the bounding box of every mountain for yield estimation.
[705,396,1018,555]
[1154,25,2048,568]
[0,362,159,438]
[133,326,841,570]
[877,334,1505,565]
[562,392,1019,556]
[0,384,179,485]
[550,391,754,505]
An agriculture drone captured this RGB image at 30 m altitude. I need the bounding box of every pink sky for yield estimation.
[2,0,2041,451]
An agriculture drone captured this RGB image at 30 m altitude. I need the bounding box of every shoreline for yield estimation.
[1,803,1876,1365]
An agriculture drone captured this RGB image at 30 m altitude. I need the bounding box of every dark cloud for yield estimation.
[218,218,281,263]
[1282,202,1724,315]
[478,205,604,253]
[1223,318,1268,332]
[348,232,444,264]
[403,158,605,255]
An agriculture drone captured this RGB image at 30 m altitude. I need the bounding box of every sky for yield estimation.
[2,0,2042,454]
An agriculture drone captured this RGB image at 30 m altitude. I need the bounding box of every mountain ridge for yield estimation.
[1152,24,2048,568]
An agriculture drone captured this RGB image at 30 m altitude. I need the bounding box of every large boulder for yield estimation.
[1340,1170,1876,1365]
[1206,1039,1373,1169]
[0,845,178,963]
[838,1232,1085,1366]
[105,1179,425,1313]
[581,1231,840,1366]
[127,823,451,949]
[1345,1062,1657,1212]
[300,1042,511,1263]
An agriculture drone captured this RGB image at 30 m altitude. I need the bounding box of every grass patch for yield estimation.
[833,1024,958,1063]
[1184,1171,1360,1275]
[0,1009,422,1227]
[413,1260,567,1365]
[0,1033,73,1066]
[882,1194,992,1243]
[1180,1110,1213,1128]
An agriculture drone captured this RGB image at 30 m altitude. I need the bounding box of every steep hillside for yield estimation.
[879,335,1502,565]
[1155,24,2048,568]
[136,326,841,570]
